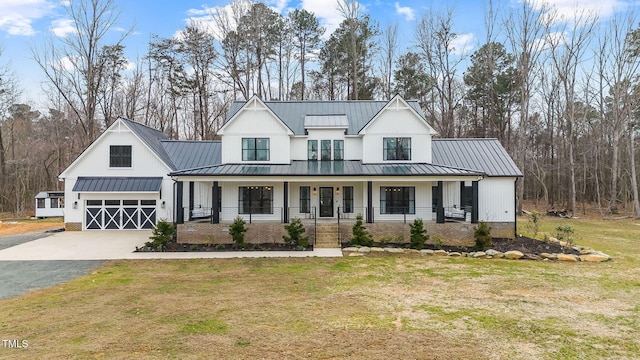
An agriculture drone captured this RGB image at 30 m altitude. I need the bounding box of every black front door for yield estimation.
[319,187,333,217]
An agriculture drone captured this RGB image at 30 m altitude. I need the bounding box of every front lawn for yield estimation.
[0,217,639,359]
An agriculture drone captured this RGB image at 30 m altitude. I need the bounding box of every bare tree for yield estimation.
[32,0,131,145]
[379,23,398,99]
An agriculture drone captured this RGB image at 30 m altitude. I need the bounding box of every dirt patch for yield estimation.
[491,236,580,256]
[0,220,64,236]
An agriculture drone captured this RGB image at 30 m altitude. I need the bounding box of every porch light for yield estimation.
[312,187,317,195]
[73,201,78,209]
[336,187,340,194]
[161,201,166,209]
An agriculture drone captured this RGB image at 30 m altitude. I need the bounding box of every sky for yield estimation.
[0,0,636,108]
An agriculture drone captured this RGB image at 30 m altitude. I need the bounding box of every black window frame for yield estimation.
[321,140,331,161]
[383,137,411,161]
[307,140,318,160]
[342,186,354,213]
[238,186,273,214]
[242,138,270,161]
[333,140,344,160]
[36,198,45,208]
[300,186,311,213]
[110,145,132,167]
[380,186,415,214]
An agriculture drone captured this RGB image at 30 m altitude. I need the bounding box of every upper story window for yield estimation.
[383,137,411,161]
[321,140,331,161]
[110,145,132,167]
[333,140,344,160]
[242,138,270,161]
[308,140,318,160]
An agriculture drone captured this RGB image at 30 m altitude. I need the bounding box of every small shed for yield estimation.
[35,191,65,218]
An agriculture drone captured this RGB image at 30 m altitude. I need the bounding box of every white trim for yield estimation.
[359,95,437,135]
[219,95,294,136]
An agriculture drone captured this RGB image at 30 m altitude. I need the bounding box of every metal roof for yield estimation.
[72,177,163,192]
[35,191,64,199]
[432,139,522,177]
[304,114,349,128]
[226,99,426,135]
[170,160,482,177]
[162,140,221,171]
[119,117,176,170]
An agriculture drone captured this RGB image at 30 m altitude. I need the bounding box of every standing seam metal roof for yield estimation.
[432,139,522,177]
[119,117,176,170]
[226,100,426,135]
[161,140,221,171]
[72,177,163,192]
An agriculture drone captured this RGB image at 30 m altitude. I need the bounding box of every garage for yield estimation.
[72,177,163,230]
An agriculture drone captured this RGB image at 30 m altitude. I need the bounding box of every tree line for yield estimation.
[1,0,640,218]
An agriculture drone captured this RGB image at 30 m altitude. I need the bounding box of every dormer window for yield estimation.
[307,140,318,160]
[321,140,331,161]
[383,137,411,161]
[110,145,132,167]
[242,138,270,161]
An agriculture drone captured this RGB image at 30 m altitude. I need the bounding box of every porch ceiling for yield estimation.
[169,160,483,177]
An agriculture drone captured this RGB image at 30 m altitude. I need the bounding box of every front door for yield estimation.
[319,187,334,217]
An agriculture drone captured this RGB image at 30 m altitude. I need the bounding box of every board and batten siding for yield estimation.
[478,177,517,222]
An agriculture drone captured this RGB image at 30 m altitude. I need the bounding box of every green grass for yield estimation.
[0,217,639,359]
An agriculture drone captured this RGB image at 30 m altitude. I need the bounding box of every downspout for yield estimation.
[514,178,518,238]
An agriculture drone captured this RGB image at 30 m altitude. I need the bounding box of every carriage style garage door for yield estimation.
[85,199,156,230]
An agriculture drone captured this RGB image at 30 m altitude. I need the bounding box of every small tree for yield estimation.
[283,217,309,248]
[146,220,175,251]
[229,216,248,247]
[527,210,541,237]
[555,225,575,249]
[409,218,429,249]
[351,214,373,246]
[474,221,492,251]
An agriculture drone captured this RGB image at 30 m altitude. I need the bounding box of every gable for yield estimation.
[220,96,293,136]
[359,96,436,135]
[59,118,172,179]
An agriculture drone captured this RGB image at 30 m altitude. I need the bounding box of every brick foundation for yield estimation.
[65,222,82,231]
[177,222,317,245]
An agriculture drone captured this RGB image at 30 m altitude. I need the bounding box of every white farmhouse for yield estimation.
[59,95,521,245]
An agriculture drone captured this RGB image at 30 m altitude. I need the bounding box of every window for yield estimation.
[242,138,270,161]
[50,198,59,208]
[110,145,132,167]
[380,187,415,214]
[334,140,344,160]
[300,186,310,213]
[321,140,331,161]
[432,186,439,212]
[37,198,45,208]
[238,186,273,214]
[308,140,318,160]
[343,186,353,213]
[383,138,411,160]
[461,184,473,212]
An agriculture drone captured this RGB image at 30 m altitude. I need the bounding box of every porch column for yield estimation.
[188,181,194,221]
[176,181,184,224]
[367,181,373,223]
[211,181,220,224]
[283,181,289,223]
[436,181,444,223]
[471,180,479,223]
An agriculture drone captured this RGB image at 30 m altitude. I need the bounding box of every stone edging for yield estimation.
[341,244,611,262]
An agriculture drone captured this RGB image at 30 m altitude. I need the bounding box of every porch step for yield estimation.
[314,223,340,248]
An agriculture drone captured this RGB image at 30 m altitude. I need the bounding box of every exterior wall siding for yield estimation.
[478,178,516,222]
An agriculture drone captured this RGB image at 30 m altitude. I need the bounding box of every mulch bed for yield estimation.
[137,242,313,252]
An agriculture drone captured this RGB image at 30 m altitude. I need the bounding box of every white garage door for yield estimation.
[85,199,157,230]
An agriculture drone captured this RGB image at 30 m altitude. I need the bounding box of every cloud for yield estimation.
[183,0,253,40]
[528,0,628,23]
[449,32,474,55]
[301,0,345,37]
[394,2,415,21]
[50,19,76,37]
[0,0,56,36]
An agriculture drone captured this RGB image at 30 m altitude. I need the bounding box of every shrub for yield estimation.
[409,218,429,249]
[229,216,248,246]
[474,221,492,251]
[528,210,541,237]
[283,217,309,248]
[351,214,373,246]
[146,220,175,251]
[556,225,575,249]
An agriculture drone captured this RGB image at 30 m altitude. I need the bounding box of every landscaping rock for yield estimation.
[486,249,503,258]
[540,253,557,260]
[504,250,524,259]
[385,247,405,253]
[557,253,578,262]
[449,252,462,257]
[348,252,365,257]
[420,249,435,255]
[358,246,371,253]
[472,251,487,259]
[370,247,385,252]
[434,250,448,256]
[523,254,540,260]
[547,236,560,243]
[342,247,359,252]
[579,254,610,262]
